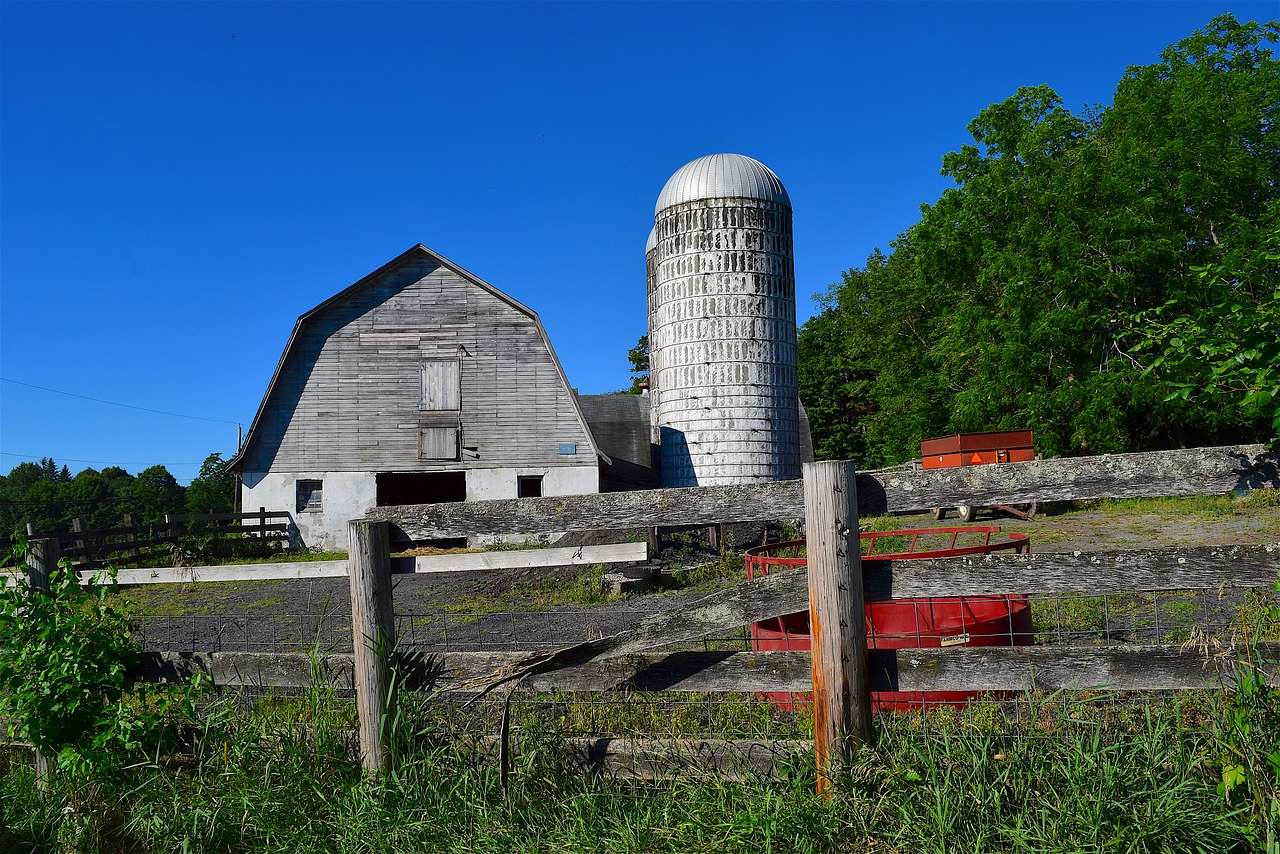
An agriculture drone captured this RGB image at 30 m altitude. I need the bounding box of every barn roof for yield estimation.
[228,244,607,472]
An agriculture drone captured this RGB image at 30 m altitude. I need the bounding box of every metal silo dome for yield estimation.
[655,153,792,213]
[649,154,800,488]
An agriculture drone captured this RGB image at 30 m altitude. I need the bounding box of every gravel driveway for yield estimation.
[127,501,1280,655]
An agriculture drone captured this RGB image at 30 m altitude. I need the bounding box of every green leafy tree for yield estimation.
[131,465,185,524]
[65,466,139,531]
[616,335,650,394]
[1125,229,1280,438]
[185,453,236,515]
[799,14,1278,462]
[800,242,952,465]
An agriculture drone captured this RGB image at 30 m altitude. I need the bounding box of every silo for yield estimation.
[650,153,800,487]
[645,227,660,446]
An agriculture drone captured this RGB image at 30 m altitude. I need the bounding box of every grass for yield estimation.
[2,686,1273,853]
[1064,487,1280,518]
[7,491,1277,850]
[208,550,349,565]
[1028,590,1233,644]
[114,578,326,617]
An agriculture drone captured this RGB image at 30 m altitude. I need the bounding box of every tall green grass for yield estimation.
[3,687,1274,853]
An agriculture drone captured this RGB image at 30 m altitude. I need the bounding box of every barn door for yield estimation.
[419,359,460,411]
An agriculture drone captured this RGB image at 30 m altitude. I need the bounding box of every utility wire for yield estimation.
[1,452,205,467]
[1,377,242,425]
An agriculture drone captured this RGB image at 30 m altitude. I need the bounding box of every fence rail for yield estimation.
[135,641,1280,695]
[15,442,1280,785]
[364,443,1278,540]
[24,508,292,569]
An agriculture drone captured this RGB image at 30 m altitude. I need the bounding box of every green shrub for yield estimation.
[0,539,203,780]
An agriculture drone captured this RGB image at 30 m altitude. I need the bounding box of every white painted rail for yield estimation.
[59,541,649,586]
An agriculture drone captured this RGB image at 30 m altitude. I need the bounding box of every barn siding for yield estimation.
[239,254,597,475]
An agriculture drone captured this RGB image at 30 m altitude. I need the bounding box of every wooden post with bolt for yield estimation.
[348,519,395,775]
[803,460,872,796]
[25,537,60,792]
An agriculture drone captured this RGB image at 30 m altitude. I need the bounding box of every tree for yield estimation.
[1124,228,1280,438]
[798,14,1278,462]
[617,335,649,395]
[185,453,236,515]
[131,466,185,524]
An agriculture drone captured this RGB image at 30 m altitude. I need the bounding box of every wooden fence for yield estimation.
[23,509,291,569]
[15,443,1280,784]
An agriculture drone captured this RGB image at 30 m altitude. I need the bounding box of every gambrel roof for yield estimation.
[229,244,606,472]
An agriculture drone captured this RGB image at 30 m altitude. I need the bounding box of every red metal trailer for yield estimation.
[921,430,1038,521]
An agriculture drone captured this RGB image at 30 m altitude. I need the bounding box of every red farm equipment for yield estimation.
[746,526,1034,712]
[921,430,1038,522]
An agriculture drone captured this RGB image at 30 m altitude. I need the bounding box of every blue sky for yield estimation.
[2,1,1274,483]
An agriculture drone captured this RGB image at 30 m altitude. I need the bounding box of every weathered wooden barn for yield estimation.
[228,245,613,550]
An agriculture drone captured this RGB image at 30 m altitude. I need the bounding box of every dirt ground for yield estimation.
[125,497,1280,656]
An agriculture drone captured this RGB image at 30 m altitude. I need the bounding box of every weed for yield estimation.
[1239,486,1280,510]
[0,540,204,779]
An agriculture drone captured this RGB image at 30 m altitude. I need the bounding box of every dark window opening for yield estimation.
[517,475,543,498]
[296,479,323,512]
[376,472,466,507]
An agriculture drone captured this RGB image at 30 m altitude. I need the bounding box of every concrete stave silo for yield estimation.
[650,154,801,487]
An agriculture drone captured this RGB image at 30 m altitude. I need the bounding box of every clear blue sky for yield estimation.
[2,1,1274,483]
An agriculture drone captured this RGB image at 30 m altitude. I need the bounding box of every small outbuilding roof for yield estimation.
[654,153,790,214]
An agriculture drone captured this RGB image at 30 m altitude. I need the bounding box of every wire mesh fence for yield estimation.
[126,571,1277,764]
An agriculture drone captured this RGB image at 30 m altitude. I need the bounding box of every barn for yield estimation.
[228,244,615,551]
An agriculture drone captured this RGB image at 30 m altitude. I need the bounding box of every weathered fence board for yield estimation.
[862,543,1280,599]
[365,444,1278,539]
[135,644,1280,694]
[365,480,805,539]
[475,736,810,781]
[95,560,351,586]
[402,541,647,573]
[873,443,1277,513]
[82,542,649,586]
[617,545,1277,627]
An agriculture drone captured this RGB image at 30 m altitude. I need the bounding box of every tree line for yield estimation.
[0,454,236,539]
[799,14,1279,467]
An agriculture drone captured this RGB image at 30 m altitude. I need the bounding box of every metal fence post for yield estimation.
[803,460,871,796]
[348,519,394,774]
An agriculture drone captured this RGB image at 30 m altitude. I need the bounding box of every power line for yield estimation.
[1,452,205,466]
[1,377,242,425]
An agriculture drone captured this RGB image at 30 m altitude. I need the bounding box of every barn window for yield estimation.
[420,360,460,411]
[517,475,543,498]
[296,479,323,512]
[419,426,460,460]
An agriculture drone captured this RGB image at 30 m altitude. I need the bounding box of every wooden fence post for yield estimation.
[348,519,394,775]
[123,513,140,560]
[803,460,871,796]
[25,537,60,792]
[71,517,87,569]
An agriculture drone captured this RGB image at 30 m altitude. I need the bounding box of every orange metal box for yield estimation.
[921,431,1034,470]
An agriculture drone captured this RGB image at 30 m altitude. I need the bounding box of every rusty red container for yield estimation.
[745,527,1034,712]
